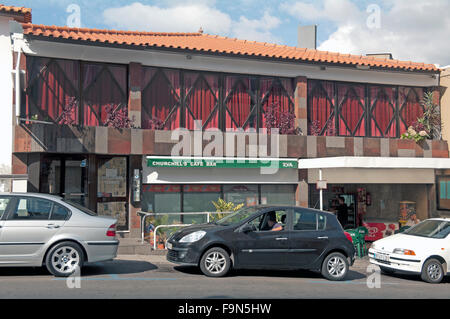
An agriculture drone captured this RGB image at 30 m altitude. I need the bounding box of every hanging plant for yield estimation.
[58,96,78,125]
[104,104,134,129]
[264,102,301,135]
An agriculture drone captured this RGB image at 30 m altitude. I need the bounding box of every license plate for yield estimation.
[374,253,389,262]
[167,242,172,250]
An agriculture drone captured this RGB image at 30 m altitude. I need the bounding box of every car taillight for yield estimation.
[344,232,353,243]
[106,224,116,237]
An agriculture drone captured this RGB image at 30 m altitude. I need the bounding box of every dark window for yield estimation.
[369,85,397,137]
[0,196,12,219]
[436,176,450,210]
[184,72,220,130]
[398,87,424,133]
[224,76,258,130]
[318,214,327,230]
[141,68,181,130]
[293,209,317,231]
[82,63,128,126]
[25,57,80,124]
[307,80,335,136]
[51,204,70,220]
[11,198,52,220]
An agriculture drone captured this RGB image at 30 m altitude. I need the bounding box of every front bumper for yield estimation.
[368,248,422,273]
[166,241,202,266]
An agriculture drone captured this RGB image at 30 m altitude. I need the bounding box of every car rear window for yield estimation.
[62,199,97,216]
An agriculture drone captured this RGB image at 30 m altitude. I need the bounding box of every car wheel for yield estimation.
[199,247,231,277]
[321,252,349,281]
[379,266,395,275]
[45,241,84,277]
[421,258,444,284]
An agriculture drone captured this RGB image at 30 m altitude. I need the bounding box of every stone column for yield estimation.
[128,62,143,128]
[294,76,308,135]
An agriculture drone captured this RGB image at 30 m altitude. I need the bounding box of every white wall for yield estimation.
[0,16,13,174]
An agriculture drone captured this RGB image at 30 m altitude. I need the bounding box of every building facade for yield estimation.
[2,5,449,238]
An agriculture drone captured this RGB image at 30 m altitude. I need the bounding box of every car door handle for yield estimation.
[275,237,288,240]
[317,236,329,239]
[46,224,61,229]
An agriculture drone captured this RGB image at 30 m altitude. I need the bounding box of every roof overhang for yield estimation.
[298,156,450,169]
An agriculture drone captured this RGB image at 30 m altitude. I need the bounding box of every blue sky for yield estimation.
[4,0,450,66]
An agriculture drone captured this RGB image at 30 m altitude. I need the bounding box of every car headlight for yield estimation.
[393,248,416,256]
[179,231,206,243]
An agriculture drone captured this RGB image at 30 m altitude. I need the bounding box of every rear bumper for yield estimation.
[368,248,422,273]
[85,240,119,263]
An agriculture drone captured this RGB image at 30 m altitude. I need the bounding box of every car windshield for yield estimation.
[403,220,450,239]
[62,199,97,216]
[215,206,260,226]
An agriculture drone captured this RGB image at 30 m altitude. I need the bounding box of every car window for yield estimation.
[404,220,450,239]
[0,197,12,219]
[51,204,70,221]
[293,210,317,231]
[259,210,287,231]
[318,214,327,230]
[11,198,52,220]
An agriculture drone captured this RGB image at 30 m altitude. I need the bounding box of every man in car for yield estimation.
[267,212,283,231]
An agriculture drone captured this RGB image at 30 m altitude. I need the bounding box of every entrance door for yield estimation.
[40,155,89,207]
[97,157,128,231]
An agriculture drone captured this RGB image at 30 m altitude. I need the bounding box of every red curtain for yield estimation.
[308,80,335,135]
[224,76,255,130]
[26,57,79,123]
[399,87,424,133]
[82,64,127,126]
[369,86,397,137]
[260,78,294,129]
[141,68,181,130]
[185,72,219,130]
[337,83,365,136]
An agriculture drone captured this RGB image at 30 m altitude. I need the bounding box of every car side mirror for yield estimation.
[241,224,254,233]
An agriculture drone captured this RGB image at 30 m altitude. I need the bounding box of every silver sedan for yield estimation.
[0,193,119,277]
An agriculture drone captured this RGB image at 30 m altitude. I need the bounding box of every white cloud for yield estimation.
[103,2,231,34]
[282,0,450,66]
[102,2,281,43]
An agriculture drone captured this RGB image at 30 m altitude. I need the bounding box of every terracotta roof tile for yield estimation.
[21,23,439,72]
[0,4,31,22]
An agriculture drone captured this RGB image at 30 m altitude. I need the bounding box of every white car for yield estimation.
[368,218,450,283]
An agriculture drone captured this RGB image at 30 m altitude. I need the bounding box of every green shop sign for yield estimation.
[146,157,298,169]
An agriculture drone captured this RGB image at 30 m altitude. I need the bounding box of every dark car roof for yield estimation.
[254,205,335,216]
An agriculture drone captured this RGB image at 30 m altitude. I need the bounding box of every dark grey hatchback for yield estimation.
[166,206,355,280]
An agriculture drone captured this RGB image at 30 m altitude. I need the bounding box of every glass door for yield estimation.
[41,155,89,207]
[97,157,128,231]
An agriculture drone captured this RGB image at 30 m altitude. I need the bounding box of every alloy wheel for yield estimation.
[51,246,80,275]
[204,251,227,275]
[427,263,442,281]
[326,256,346,278]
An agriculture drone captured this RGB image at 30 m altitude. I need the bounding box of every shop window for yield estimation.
[82,63,128,126]
[25,57,80,124]
[224,76,258,130]
[223,185,259,207]
[183,185,221,224]
[184,72,220,130]
[141,68,181,130]
[261,77,295,129]
[398,87,424,134]
[142,185,182,213]
[437,176,450,210]
[369,85,397,137]
[337,83,366,136]
[307,80,335,136]
[260,185,296,205]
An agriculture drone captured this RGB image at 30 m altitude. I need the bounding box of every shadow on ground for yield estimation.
[173,265,366,281]
[0,260,157,277]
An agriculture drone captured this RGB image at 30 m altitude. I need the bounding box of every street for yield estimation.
[0,255,448,299]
